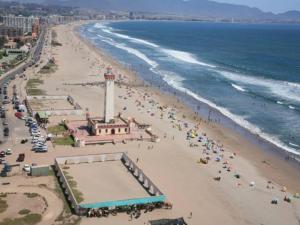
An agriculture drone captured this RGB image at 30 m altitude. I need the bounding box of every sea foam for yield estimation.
[162,49,216,68]
[219,70,300,103]
[231,83,246,92]
[154,69,300,156]
[101,26,159,48]
[101,39,158,68]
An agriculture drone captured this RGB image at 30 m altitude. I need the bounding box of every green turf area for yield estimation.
[48,124,67,135]
[53,136,74,146]
[26,78,46,96]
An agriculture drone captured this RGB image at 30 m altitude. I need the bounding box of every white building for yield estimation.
[2,15,39,34]
[104,66,115,123]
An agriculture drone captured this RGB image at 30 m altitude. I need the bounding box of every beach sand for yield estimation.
[24,22,300,225]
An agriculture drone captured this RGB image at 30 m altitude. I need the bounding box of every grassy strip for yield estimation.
[51,169,81,224]
[26,78,43,89]
[18,209,31,215]
[24,193,39,198]
[27,89,46,96]
[53,136,74,146]
[39,61,57,74]
[47,124,67,135]
[0,198,8,214]
[26,78,46,96]
[0,214,42,225]
[62,171,84,203]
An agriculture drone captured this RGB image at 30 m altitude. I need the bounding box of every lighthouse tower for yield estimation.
[104,66,115,123]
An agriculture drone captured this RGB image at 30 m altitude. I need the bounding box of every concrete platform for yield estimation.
[66,161,149,204]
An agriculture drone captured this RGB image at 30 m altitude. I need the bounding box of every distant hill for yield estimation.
[278,11,300,20]
[3,0,300,21]
[43,0,300,21]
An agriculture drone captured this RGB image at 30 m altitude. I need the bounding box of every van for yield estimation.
[16,153,25,162]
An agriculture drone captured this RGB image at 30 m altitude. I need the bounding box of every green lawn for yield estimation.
[53,136,74,146]
[47,124,67,135]
[26,78,46,96]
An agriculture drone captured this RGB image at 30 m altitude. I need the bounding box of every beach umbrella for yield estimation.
[281,186,287,192]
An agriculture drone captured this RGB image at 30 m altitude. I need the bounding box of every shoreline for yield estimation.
[74,21,300,193]
[80,20,300,159]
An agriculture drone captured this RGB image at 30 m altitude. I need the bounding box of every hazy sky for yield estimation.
[214,0,300,13]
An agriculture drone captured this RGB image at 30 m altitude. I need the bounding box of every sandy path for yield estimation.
[0,177,63,225]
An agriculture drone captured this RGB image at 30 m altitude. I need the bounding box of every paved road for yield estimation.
[0,24,48,144]
[0,25,46,85]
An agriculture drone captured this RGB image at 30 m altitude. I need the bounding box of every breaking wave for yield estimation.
[100,39,158,68]
[155,69,300,156]
[98,24,159,48]
[231,83,246,92]
[218,70,300,103]
[162,49,216,68]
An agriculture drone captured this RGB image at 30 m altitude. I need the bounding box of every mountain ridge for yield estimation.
[2,0,300,20]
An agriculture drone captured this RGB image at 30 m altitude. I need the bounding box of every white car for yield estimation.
[5,149,12,155]
[23,164,31,173]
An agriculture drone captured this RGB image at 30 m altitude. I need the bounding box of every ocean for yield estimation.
[79,21,300,156]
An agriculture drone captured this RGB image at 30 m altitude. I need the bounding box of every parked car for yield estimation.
[23,164,30,173]
[0,159,6,164]
[35,148,47,153]
[2,121,8,126]
[0,151,5,157]
[34,145,47,150]
[3,127,9,136]
[21,139,28,144]
[16,153,25,162]
[5,149,12,155]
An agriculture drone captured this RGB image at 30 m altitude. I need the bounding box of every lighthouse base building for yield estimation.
[65,66,159,147]
[87,115,131,136]
[87,67,132,136]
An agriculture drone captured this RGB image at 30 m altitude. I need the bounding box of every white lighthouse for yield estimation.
[104,66,115,123]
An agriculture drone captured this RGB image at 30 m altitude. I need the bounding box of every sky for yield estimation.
[213,0,300,13]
